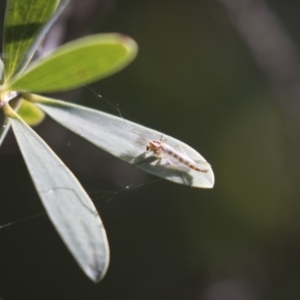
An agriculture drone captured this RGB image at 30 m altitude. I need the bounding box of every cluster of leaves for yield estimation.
[0,0,214,283]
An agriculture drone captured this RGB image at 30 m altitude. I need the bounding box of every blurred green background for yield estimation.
[1,0,300,299]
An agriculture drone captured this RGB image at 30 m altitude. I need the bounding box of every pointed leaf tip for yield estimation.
[31,95,214,189]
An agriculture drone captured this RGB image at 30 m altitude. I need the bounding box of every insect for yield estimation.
[146,138,209,173]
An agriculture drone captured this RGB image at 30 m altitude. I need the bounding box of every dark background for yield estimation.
[1,0,300,299]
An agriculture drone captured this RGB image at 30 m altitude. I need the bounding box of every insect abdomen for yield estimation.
[162,145,208,173]
[188,163,208,173]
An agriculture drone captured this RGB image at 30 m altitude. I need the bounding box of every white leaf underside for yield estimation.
[33,95,215,189]
[9,113,109,283]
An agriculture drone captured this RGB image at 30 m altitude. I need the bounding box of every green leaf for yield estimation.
[17,99,45,126]
[8,34,138,93]
[0,58,4,83]
[5,105,109,282]
[30,95,215,188]
[0,117,10,147]
[3,0,68,80]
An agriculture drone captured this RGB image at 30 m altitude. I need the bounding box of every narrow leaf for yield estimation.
[4,104,109,282]
[8,34,138,93]
[0,117,10,147]
[0,58,4,83]
[31,95,215,188]
[3,0,65,80]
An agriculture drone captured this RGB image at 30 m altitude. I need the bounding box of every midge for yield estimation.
[146,138,209,173]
